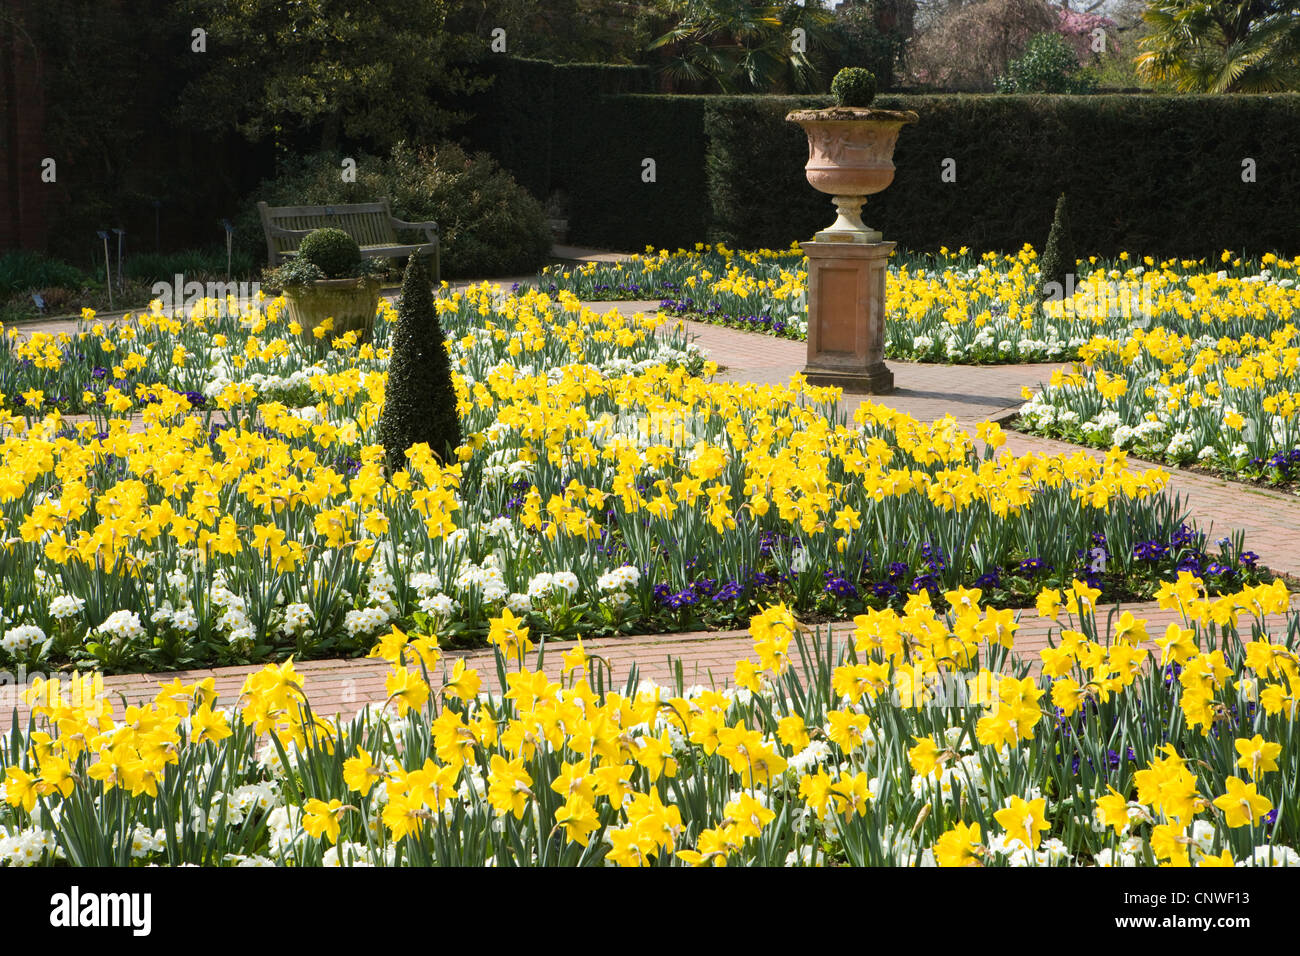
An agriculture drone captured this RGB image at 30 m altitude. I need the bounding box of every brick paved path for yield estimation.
[6,284,1300,729]
[7,600,1295,730]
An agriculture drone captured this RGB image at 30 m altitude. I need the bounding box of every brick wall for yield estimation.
[0,0,48,252]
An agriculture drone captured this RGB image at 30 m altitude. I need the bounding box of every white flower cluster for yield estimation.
[910,324,1070,362]
[97,609,144,642]
[1242,845,1300,867]
[121,825,168,860]
[986,832,1073,867]
[151,601,200,634]
[366,567,399,617]
[454,558,510,604]
[281,603,314,636]
[48,595,85,620]
[324,841,393,867]
[0,825,60,866]
[1,624,45,656]
[787,740,832,775]
[1080,409,1122,436]
[220,783,280,827]
[209,577,254,645]
[407,571,459,622]
[265,805,307,855]
[528,571,580,601]
[410,571,443,593]
[1165,430,1195,459]
[203,364,325,400]
[343,606,392,639]
[481,449,533,482]
[596,564,640,609]
[420,593,460,620]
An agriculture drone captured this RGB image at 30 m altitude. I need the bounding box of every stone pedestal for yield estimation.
[802,239,894,393]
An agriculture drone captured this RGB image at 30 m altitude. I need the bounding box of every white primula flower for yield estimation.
[169,605,199,633]
[281,603,313,635]
[1247,845,1300,867]
[419,593,459,619]
[409,571,443,594]
[48,595,86,620]
[97,610,144,641]
[551,571,580,597]
[1,624,44,656]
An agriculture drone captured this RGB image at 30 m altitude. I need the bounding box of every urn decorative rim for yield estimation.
[785,106,919,124]
[787,107,918,243]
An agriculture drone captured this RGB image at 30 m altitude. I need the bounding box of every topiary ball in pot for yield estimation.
[296,227,363,279]
[831,68,878,108]
[271,226,382,343]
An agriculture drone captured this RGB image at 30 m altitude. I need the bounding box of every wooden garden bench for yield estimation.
[257,198,439,282]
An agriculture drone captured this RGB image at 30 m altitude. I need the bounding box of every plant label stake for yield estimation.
[97,230,113,310]
[222,219,235,280]
[113,228,126,292]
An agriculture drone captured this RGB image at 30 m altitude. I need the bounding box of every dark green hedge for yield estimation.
[465,58,559,198]
[465,58,653,203]
[704,96,828,250]
[512,91,1297,257]
[468,67,1300,255]
[563,95,711,251]
[703,93,1300,257]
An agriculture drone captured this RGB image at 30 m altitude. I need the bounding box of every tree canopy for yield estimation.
[1136,0,1300,91]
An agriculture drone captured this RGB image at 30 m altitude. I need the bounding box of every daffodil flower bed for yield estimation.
[1016,323,1300,487]
[2,575,1297,867]
[0,283,1269,674]
[539,245,1300,366]
[0,284,708,418]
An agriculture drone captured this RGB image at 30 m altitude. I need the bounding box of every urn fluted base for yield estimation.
[813,196,883,244]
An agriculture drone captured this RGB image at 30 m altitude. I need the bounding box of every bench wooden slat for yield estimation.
[258,198,439,283]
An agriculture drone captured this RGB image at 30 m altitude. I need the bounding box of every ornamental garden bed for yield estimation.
[0,282,1269,677]
[1011,320,1300,491]
[539,245,1300,366]
[2,581,1297,867]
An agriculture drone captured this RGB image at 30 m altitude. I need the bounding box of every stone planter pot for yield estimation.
[786,107,918,243]
[282,277,382,343]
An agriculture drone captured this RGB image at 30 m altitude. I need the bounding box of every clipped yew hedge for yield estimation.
[703,93,1300,257]
[472,73,1300,257]
[465,58,654,203]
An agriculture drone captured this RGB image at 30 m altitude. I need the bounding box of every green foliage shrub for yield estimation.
[996,33,1099,94]
[1037,194,1076,300]
[243,143,551,277]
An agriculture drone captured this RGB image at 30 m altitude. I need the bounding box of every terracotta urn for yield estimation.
[786,107,918,243]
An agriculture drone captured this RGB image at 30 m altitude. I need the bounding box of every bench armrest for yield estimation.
[389,216,439,241]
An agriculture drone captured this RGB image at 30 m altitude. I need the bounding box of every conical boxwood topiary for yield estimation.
[378,254,462,471]
[1037,193,1075,303]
